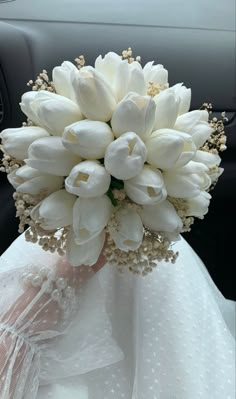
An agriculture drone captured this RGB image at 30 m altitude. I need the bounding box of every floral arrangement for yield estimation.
[0,48,226,275]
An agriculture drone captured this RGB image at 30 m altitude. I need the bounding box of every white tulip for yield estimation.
[63,120,114,159]
[108,207,143,252]
[209,166,224,184]
[20,91,41,125]
[185,191,212,218]
[193,150,221,167]
[153,88,179,130]
[193,150,224,184]
[143,62,168,88]
[146,129,196,170]
[193,150,224,182]
[73,195,113,243]
[0,126,49,160]
[114,60,146,100]
[172,83,191,115]
[140,200,183,239]
[96,52,146,100]
[124,165,167,205]
[65,160,111,197]
[104,132,147,180]
[22,90,82,136]
[163,161,211,198]
[111,92,156,140]
[26,136,80,176]
[7,165,63,195]
[66,228,105,267]
[72,66,116,122]
[52,61,78,101]
[31,189,76,230]
[174,110,213,148]
[95,51,123,86]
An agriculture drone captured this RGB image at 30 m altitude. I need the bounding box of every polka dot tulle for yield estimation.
[0,234,235,399]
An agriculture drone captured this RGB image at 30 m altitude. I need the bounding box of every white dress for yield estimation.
[0,233,235,399]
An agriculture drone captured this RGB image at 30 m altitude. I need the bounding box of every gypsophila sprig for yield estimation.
[0,48,225,274]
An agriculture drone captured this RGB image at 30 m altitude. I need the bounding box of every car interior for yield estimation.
[0,0,235,299]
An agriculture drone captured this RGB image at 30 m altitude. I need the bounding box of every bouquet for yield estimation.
[0,48,226,275]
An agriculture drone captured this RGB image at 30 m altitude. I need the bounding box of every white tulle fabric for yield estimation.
[0,233,235,399]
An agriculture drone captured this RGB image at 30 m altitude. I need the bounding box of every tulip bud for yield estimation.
[66,228,105,267]
[163,161,211,198]
[31,189,76,230]
[140,200,183,237]
[185,191,211,218]
[8,165,63,195]
[0,126,49,160]
[63,120,114,159]
[111,92,156,140]
[153,89,179,130]
[193,150,223,183]
[95,52,123,86]
[172,83,191,115]
[73,195,113,243]
[26,136,80,176]
[174,110,213,148]
[20,91,41,125]
[112,60,146,101]
[72,66,116,122]
[52,61,78,101]
[65,160,111,197]
[104,132,147,180]
[193,150,221,167]
[108,207,143,252]
[146,129,196,170]
[124,165,167,205]
[143,62,168,88]
[26,91,82,136]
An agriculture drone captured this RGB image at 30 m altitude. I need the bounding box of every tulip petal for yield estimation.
[7,165,63,195]
[65,160,111,197]
[153,89,179,130]
[31,189,76,230]
[185,191,211,217]
[95,52,122,86]
[52,61,78,101]
[163,161,211,198]
[111,92,156,140]
[20,91,41,125]
[146,129,195,170]
[66,228,105,267]
[104,132,147,180]
[108,208,143,252]
[127,64,146,95]
[73,195,113,243]
[63,120,114,159]
[172,83,191,115]
[0,127,49,160]
[193,150,221,167]
[73,66,116,122]
[175,110,212,148]
[31,91,83,136]
[124,165,167,205]
[140,200,182,235]
[26,136,81,176]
